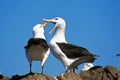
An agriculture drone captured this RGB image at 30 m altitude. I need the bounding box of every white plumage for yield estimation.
[82,63,94,71]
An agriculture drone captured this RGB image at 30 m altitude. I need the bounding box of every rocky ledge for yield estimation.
[0,65,120,80]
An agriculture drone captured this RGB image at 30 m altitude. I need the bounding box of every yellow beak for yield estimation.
[41,22,48,28]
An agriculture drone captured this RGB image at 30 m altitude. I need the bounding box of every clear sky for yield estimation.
[0,0,120,78]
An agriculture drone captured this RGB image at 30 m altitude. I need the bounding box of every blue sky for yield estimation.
[0,0,120,78]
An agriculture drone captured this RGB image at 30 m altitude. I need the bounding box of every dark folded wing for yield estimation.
[56,42,93,59]
[24,38,49,49]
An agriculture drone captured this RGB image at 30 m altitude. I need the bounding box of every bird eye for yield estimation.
[55,18,58,20]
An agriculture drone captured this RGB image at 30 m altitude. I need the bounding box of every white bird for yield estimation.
[24,22,50,74]
[43,17,97,72]
[81,63,94,71]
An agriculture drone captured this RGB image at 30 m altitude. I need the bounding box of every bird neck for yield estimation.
[33,32,46,39]
[51,27,66,43]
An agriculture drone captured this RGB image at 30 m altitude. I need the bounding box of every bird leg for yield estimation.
[29,63,33,74]
[65,69,75,73]
[41,65,44,74]
[70,69,76,73]
[65,69,68,73]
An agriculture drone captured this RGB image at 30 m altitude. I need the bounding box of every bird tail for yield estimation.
[89,54,99,63]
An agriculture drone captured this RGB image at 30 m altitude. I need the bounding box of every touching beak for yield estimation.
[41,22,48,28]
[43,18,56,34]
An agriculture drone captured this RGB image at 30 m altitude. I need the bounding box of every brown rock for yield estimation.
[80,66,111,80]
[104,65,120,80]
[80,66,105,80]
[90,67,104,80]
[11,73,56,80]
[80,71,91,80]
[0,65,120,80]
[57,71,81,80]
[0,74,9,80]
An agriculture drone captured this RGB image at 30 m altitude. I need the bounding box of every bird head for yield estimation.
[32,22,48,39]
[43,17,66,34]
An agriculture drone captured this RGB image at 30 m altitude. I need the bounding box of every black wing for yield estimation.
[24,38,49,50]
[56,42,93,59]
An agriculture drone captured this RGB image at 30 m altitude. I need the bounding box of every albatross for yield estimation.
[43,17,97,72]
[24,22,50,74]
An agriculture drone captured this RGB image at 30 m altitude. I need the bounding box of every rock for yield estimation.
[80,65,120,80]
[104,65,120,80]
[80,71,91,80]
[11,73,56,80]
[0,74,9,80]
[57,71,81,80]
[0,65,120,80]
